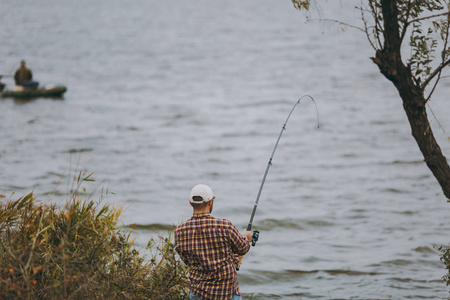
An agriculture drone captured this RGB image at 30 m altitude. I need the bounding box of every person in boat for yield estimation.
[174,184,252,300]
[14,60,38,88]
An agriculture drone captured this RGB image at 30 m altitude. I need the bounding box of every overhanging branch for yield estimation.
[422,58,450,90]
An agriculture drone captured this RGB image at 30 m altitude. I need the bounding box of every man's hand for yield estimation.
[242,230,252,242]
[236,230,253,270]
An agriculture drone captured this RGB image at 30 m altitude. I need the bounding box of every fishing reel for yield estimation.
[251,230,259,247]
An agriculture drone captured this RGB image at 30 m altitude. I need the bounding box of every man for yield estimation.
[14,60,34,86]
[175,184,252,300]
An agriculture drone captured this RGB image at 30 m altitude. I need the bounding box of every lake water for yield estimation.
[1,0,450,299]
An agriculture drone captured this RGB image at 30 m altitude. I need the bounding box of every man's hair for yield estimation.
[191,196,209,208]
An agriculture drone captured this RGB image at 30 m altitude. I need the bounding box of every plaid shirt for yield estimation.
[174,212,250,300]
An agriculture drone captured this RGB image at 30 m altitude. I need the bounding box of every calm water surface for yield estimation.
[1,1,450,299]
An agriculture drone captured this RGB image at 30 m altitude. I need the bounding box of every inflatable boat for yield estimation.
[1,84,67,99]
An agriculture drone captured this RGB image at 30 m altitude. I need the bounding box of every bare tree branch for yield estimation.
[406,11,450,27]
[308,18,366,32]
[360,7,378,50]
[367,0,384,49]
[422,58,450,91]
[399,0,414,44]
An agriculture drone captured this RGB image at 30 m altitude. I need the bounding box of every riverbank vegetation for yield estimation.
[436,244,450,287]
[0,174,189,299]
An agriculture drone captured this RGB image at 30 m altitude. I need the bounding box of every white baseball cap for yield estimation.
[190,184,215,204]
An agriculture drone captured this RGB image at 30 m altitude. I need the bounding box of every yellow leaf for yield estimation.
[33,265,42,274]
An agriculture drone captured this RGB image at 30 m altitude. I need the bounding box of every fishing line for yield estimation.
[247,95,319,237]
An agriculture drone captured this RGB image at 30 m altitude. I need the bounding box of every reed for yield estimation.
[0,174,189,299]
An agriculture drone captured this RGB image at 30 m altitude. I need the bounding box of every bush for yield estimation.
[437,244,450,287]
[0,179,189,299]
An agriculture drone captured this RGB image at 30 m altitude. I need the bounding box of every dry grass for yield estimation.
[0,173,189,299]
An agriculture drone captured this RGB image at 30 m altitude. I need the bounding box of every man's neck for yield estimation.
[193,209,210,215]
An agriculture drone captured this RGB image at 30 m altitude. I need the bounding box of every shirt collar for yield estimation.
[192,212,211,218]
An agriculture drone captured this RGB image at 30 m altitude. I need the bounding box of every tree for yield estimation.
[292,0,450,200]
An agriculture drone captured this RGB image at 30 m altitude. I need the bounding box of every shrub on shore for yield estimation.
[0,183,189,299]
[437,244,450,287]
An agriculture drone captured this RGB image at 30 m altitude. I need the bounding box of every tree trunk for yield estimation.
[371,0,450,200]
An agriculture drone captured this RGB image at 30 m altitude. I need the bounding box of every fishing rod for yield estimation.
[246,95,319,245]
[236,95,319,270]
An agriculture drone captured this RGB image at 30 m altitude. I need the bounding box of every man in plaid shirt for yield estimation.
[175,184,253,300]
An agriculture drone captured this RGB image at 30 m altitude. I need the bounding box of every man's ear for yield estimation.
[189,201,193,207]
